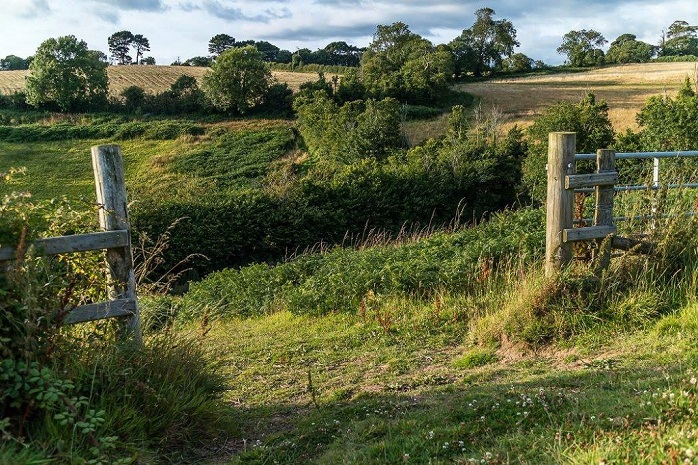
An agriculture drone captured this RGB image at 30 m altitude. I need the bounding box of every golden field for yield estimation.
[0,65,318,96]
[459,62,698,131]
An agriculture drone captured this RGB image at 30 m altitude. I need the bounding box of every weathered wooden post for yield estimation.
[92,145,142,345]
[593,149,616,270]
[545,132,576,276]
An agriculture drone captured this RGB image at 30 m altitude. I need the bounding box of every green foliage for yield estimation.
[172,207,544,319]
[294,93,404,162]
[449,7,520,77]
[0,174,227,462]
[25,35,109,112]
[557,29,607,67]
[652,54,698,62]
[0,54,30,70]
[661,20,698,57]
[633,77,698,150]
[500,53,534,73]
[0,118,204,143]
[361,22,454,103]
[170,128,296,189]
[606,34,657,64]
[203,45,273,114]
[522,93,615,202]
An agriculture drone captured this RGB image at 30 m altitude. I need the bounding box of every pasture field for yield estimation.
[0,65,318,96]
[459,62,698,131]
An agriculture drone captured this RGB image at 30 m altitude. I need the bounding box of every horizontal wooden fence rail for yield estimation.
[546,133,697,276]
[0,145,141,345]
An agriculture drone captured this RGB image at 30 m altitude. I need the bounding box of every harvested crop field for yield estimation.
[458,62,698,131]
[0,65,318,96]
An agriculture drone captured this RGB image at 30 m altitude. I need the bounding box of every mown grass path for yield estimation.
[197,302,698,464]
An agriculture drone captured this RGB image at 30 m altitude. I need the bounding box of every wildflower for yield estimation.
[685,448,695,458]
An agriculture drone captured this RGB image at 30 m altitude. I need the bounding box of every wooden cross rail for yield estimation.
[545,133,653,276]
[0,145,141,345]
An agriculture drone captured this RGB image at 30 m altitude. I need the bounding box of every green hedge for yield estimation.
[174,207,545,319]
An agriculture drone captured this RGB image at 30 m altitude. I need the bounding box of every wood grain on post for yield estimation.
[593,149,616,271]
[545,132,576,276]
[92,145,142,345]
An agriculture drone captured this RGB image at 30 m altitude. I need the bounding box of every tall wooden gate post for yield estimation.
[92,145,142,345]
[545,132,576,276]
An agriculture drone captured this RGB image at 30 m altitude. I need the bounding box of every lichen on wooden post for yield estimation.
[92,144,142,345]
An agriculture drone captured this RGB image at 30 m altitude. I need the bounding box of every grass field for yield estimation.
[0,65,319,96]
[459,62,698,131]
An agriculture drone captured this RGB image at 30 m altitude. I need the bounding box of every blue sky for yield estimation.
[2,0,696,66]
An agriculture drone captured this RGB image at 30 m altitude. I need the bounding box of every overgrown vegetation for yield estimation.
[0,173,228,462]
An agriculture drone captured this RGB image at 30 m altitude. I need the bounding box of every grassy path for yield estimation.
[197,301,698,464]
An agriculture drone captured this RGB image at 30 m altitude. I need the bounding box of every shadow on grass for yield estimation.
[215,353,697,464]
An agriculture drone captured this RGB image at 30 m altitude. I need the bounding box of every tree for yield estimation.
[661,20,698,56]
[606,34,656,63]
[141,56,156,65]
[323,41,362,66]
[557,29,607,67]
[500,53,534,72]
[361,22,453,102]
[182,56,213,67]
[25,35,108,111]
[108,30,134,65]
[522,93,615,201]
[208,34,235,56]
[202,45,272,114]
[132,34,150,64]
[0,55,30,70]
[449,8,519,77]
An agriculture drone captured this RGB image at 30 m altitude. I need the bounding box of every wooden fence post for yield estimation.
[92,145,142,345]
[593,149,616,271]
[545,132,576,276]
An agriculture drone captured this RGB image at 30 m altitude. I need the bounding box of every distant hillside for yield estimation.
[459,62,698,131]
[0,65,318,96]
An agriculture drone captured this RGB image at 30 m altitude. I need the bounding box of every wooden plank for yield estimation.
[62,298,137,325]
[92,145,141,344]
[546,132,576,276]
[566,172,618,189]
[563,226,617,243]
[611,236,654,254]
[0,230,129,262]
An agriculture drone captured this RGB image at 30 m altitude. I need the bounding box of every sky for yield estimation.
[1,0,696,66]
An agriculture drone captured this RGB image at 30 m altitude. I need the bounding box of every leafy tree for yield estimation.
[208,34,236,56]
[633,77,698,151]
[500,53,534,73]
[522,93,615,201]
[323,41,362,67]
[141,56,156,65]
[202,45,272,114]
[0,55,30,70]
[120,85,147,112]
[108,30,134,65]
[661,20,698,56]
[557,29,607,67]
[253,41,280,62]
[25,35,109,112]
[132,34,151,64]
[294,92,403,162]
[606,34,656,63]
[449,8,519,77]
[361,22,453,102]
[181,56,212,67]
